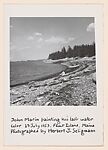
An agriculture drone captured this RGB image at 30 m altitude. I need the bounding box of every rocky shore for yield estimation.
[10,57,96,106]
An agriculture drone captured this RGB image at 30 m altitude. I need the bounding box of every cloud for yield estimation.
[27,34,75,45]
[45,36,75,44]
[45,36,65,44]
[35,32,42,36]
[67,37,75,42]
[27,36,34,40]
[87,23,95,32]
[37,37,43,43]
[27,32,42,41]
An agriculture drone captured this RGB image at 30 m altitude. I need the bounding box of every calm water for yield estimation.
[10,60,66,86]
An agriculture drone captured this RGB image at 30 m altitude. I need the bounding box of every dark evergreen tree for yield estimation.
[48,43,95,60]
[67,46,73,58]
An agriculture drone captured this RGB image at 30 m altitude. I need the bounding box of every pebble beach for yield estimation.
[10,56,96,106]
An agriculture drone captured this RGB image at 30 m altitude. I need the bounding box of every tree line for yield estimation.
[48,43,95,60]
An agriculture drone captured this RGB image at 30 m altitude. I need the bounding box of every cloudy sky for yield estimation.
[10,17,95,61]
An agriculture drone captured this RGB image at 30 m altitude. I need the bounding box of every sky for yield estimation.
[10,17,95,61]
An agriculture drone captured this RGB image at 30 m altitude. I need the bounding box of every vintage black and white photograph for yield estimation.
[10,17,96,106]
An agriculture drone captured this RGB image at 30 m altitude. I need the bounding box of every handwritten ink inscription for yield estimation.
[10,116,95,136]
